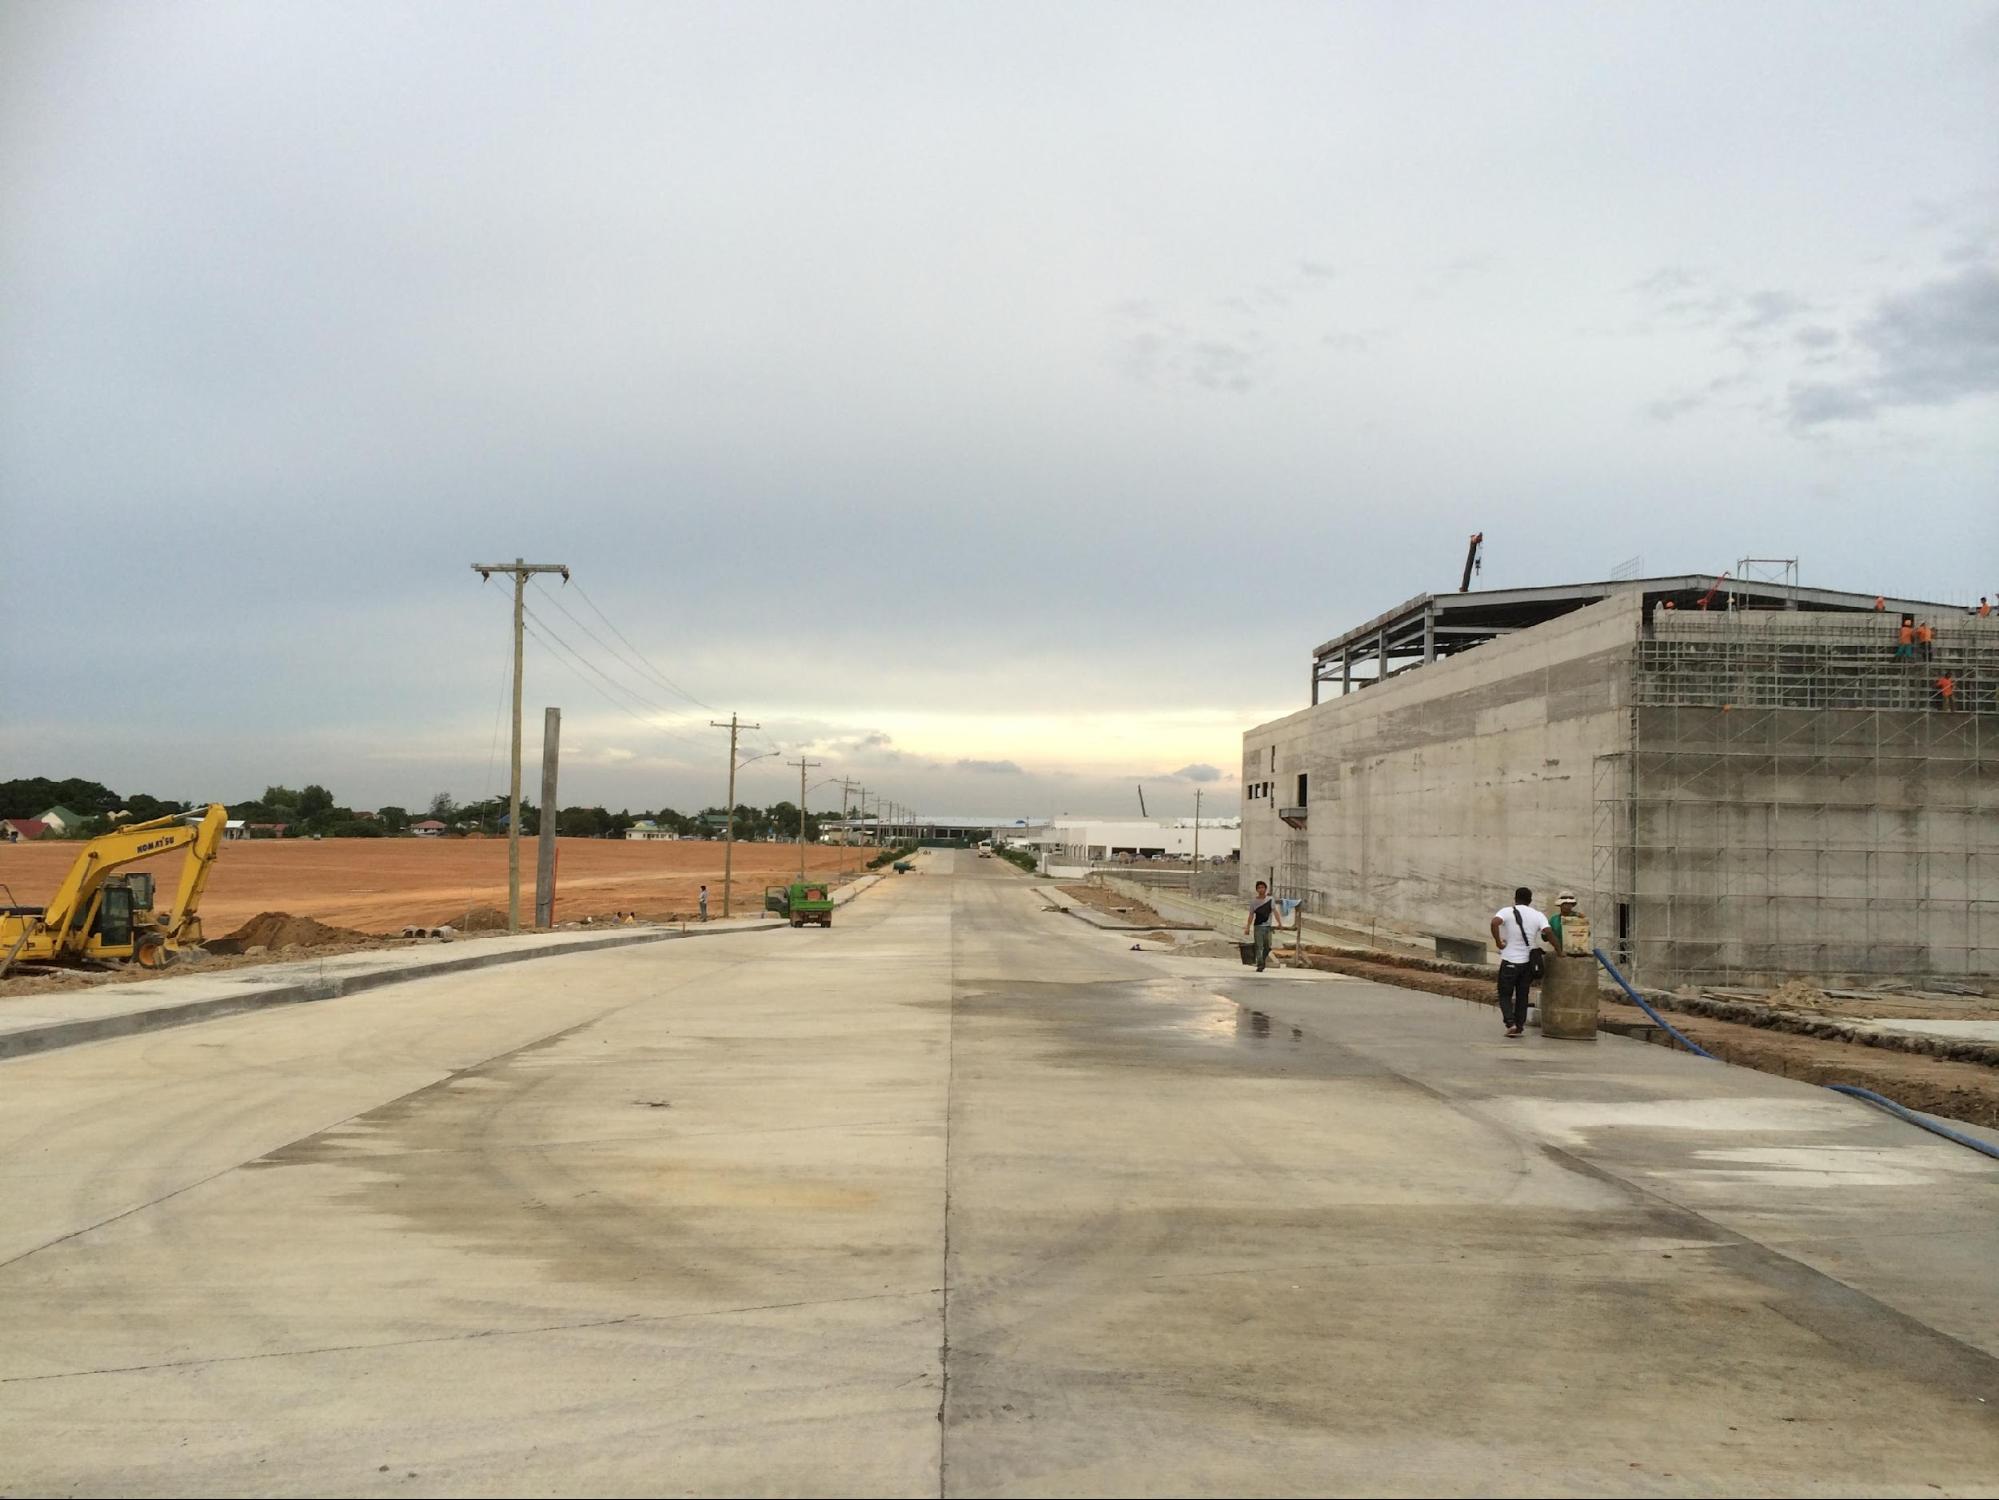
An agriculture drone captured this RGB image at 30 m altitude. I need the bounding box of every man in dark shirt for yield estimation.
[1244,881,1282,972]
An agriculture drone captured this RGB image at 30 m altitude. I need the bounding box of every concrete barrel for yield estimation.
[1538,953,1599,1039]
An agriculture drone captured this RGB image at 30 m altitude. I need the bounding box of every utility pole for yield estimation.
[1192,786,1201,898]
[837,778,860,876]
[536,707,561,928]
[789,757,822,878]
[709,714,760,917]
[471,558,570,934]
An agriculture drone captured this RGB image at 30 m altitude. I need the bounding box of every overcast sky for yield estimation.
[4,1,1995,818]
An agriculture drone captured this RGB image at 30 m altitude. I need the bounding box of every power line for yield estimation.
[513,598,694,727]
[519,617,710,759]
[514,603,715,759]
[568,579,721,713]
[564,578,791,761]
[531,581,711,732]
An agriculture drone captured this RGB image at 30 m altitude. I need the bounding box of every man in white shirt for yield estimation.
[1489,886,1558,1038]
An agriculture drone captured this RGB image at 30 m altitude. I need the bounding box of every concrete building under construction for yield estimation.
[1240,574,1999,988]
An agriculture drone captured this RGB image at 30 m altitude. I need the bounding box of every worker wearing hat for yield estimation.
[1548,890,1588,955]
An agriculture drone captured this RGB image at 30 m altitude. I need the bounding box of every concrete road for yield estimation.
[2,850,1995,1497]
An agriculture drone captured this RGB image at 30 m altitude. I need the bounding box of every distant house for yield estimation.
[624,819,678,841]
[3,818,49,843]
[247,822,288,839]
[224,820,249,841]
[37,805,83,835]
[412,819,447,838]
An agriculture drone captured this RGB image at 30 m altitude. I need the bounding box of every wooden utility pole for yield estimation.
[535,707,561,929]
[471,558,570,934]
[709,714,760,917]
[789,757,822,878]
[837,778,860,876]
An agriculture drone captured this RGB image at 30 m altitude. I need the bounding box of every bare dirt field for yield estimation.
[0,837,863,936]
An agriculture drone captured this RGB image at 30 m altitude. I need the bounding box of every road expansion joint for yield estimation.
[938,881,961,1495]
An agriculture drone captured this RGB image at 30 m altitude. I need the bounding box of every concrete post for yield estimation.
[534,707,560,929]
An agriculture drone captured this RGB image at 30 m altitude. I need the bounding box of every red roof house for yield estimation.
[2,818,50,843]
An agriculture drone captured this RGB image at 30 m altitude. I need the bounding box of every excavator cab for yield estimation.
[90,873,154,949]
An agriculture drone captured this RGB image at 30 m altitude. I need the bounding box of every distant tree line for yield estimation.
[3,777,851,843]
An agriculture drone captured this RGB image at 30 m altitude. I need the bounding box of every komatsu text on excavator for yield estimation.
[0,806,228,975]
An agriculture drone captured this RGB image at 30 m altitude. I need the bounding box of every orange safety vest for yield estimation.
[1937,676,1956,698]
[1917,624,1934,644]
[1899,623,1915,645]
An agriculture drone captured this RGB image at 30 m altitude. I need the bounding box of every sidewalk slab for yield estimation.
[0,874,885,1060]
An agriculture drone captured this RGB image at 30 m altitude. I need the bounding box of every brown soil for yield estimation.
[1058,883,1206,929]
[213,911,371,952]
[1060,882,1159,922]
[0,837,861,935]
[1285,949,1999,1131]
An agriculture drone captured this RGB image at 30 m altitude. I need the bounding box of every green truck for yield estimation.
[764,881,834,927]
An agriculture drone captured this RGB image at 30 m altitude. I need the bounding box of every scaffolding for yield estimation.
[1594,612,1999,987]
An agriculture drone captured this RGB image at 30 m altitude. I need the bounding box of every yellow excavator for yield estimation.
[0,806,228,975]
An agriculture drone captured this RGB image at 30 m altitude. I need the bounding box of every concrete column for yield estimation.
[1423,607,1436,664]
[534,707,560,930]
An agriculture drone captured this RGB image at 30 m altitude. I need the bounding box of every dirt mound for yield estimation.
[1768,977,1833,1012]
[216,911,369,951]
[455,905,510,933]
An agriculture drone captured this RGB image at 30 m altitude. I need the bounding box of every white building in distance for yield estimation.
[1027,818,1240,863]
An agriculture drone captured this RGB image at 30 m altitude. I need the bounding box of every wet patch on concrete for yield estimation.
[949,978,1385,1082]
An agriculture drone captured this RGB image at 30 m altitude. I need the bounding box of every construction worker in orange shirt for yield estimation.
[1934,673,1957,711]
[1895,616,1916,659]
[1979,596,1992,618]
[1916,620,1935,660]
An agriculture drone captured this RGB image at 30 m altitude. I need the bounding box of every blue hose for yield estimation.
[1591,947,1999,1165]
[1591,947,1715,1059]
[1823,1084,1999,1163]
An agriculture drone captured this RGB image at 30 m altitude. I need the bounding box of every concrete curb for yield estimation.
[0,925,750,1061]
[1,872,889,1061]
[1057,904,1201,934]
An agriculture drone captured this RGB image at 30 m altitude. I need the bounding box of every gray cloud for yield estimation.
[1788,266,1999,425]
[3,4,1991,816]
[956,758,1022,775]
[1736,290,1810,329]
[1172,763,1221,782]
[1110,303,1268,395]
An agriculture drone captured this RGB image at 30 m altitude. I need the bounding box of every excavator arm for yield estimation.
[163,805,228,943]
